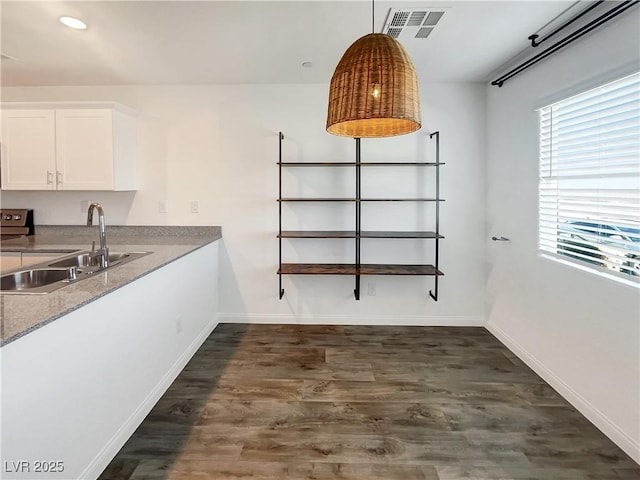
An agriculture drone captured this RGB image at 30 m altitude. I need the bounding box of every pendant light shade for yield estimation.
[327,33,421,138]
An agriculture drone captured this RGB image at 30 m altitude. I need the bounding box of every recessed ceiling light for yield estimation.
[301,62,313,68]
[60,16,87,30]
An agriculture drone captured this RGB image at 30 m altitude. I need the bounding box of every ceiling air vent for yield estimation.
[387,27,403,39]
[415,27,433,39]
[382,8,445,40]
[407,11,426,26]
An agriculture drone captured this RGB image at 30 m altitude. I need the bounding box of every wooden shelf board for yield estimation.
[359,162,445,166]
[278,162,445,166]
[359,264,443,275]
[278,162,356,166]
[360,231,444,239]
[279,231,356,238]
[279,198,357,202]
[361,198,443,202]
[279,263,356,275]
[279,263,443,276]
[279,198,443,202]
[279,231,444,239]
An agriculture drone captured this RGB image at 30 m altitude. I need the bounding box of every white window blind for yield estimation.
[538,72,640,281]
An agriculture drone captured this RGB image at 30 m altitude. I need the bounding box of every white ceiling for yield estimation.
[0,0,576,86]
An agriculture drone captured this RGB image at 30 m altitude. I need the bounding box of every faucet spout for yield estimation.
[86,202,108,268]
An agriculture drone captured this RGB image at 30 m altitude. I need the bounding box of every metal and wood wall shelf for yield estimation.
[277,131,444,301]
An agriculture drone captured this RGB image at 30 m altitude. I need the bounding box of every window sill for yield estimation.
[540,253,640,289]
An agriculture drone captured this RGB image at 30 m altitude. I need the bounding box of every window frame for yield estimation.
[537,71,640,285]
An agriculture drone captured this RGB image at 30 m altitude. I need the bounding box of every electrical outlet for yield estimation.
[367,283,376,296]
[190,200,199,214]
[158,200,169,213]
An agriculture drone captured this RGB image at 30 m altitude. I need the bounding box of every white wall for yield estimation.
[485,11,640,462]
[0,241,219,479]
[1,82,487,325]
[2,5,638,466]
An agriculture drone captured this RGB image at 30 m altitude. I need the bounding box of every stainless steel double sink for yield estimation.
[1,250,151,294]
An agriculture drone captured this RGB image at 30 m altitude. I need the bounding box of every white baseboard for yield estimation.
[486,321,640,465]
[81,315,219,480]
[218,312,485,326]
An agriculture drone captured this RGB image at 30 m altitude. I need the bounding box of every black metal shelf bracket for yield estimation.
[429,131,440,302]
[354,137,361,301]
[278,131,285,299]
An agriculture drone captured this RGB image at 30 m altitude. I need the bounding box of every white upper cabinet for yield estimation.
[1,103,137,191]
[0,109,57,190]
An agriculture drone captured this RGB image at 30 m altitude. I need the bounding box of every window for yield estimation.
[538,72,640,281]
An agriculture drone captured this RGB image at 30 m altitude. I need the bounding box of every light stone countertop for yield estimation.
[0,225,222,346]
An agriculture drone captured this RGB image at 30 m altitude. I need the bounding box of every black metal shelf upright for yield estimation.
[278,131,285,299]
[277,131,444,300]
[355,138,361,300]
[429,130,441,301]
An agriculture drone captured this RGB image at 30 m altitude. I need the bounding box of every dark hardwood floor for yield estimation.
[99,324,640,479]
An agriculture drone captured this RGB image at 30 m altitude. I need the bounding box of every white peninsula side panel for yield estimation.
[0,241,219,480]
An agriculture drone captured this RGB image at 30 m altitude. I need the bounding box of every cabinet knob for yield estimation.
[47,170,54,186]
[56,171,63,186]
[3,214,13,221]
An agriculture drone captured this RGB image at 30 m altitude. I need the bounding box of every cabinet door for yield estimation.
[55,109,114,190]
[0,110,56,190]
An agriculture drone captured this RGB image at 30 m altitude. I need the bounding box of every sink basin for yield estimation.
[1,251,152,294]
[1,268,71,292]
[48,251,131,269]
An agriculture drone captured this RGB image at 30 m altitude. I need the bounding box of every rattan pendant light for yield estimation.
[326,3,421,138]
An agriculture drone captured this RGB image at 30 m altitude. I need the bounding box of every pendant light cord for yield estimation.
[372,0,375,33]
